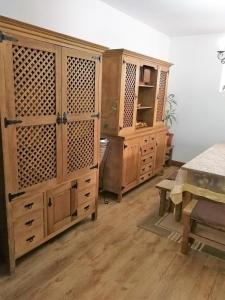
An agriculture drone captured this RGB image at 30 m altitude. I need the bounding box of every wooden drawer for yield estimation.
[77,171,96,190]
[141,143,155,156]
[12,194,44,220]
[77,186,96,206]
[15,225,44,258]
[77,200,95,218]
[141,135,150,146]
[139,172,153,183]
[141,135,155,146]
[140,163,153,175]
[13,209,44,235]
[141,153,154,166]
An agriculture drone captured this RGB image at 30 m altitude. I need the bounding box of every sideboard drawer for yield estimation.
[12,194,44,220]
[141,153,154,166]
[14,225,44,258]
[141,143,155,156]
[140,163,154,175]
[139,172,153,183]
[77,200,95,218]
[13,209,44,235]
[77,186,96,206]
[77,171,96,190]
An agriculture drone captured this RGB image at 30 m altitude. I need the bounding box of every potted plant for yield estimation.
[164,93,177,147]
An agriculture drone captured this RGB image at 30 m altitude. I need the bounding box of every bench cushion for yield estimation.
[192,200,225,228]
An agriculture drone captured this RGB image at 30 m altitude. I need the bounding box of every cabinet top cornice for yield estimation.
[104,48,173,67]
[0,15,108,53]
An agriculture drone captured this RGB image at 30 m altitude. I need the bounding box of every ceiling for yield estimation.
[101,0,225,36]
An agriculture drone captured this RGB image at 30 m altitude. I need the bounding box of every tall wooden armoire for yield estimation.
[0,16,106,273]
[101,49,172,200]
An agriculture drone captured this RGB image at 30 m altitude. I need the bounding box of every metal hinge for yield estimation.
[8,191,25,202]
[4,118,22,128]
[90,163,98,170]
[91,112,100,119]
[0,31,18,43]
[92,55,101,62]
[72,181,78,189]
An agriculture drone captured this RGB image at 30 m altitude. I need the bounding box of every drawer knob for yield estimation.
[25,219,34,226]
[85,192,91,197]
[24,202,34,209]
[26,235,35,243]
[85,178,91,183]
[84,205,90,210]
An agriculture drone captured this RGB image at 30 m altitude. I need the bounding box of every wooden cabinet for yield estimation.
[122,139,140,190]
[46,182,73,234]
[0,16,105,273]
[101,49,172,200]
[101,128,167,200]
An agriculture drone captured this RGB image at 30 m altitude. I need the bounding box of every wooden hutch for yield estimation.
[0,16,106,273]
[101,49,172,200]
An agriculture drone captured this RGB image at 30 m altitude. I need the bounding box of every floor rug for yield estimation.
[138,208,225,260]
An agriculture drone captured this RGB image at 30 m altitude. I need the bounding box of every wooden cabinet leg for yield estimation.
[159,190,166,216]
[181,213,191,255]
[91,210,97,221]
[117,192,123,202]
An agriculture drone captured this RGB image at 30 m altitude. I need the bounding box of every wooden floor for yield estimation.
[1,166,225,300]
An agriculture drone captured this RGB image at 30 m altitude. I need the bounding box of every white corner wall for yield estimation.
[0,0,170,60]
[169,34,225,162]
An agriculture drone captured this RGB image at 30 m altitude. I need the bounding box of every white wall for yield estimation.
[0,0,170,60]
[169,33,225,162]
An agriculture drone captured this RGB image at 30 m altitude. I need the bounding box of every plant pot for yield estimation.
[167,132,174,147]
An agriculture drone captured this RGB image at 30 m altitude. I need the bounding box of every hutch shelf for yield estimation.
[101,49,172,201]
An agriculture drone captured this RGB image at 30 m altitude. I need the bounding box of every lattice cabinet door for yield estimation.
[1,36,62,195]
[61,48,100,180]
[119,57,139,135]
[154,66,169,125]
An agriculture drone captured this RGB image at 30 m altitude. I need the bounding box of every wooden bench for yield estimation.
[181,198,225,254]
[156,179,182,221]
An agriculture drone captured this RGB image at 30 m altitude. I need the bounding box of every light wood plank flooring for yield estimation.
[0,166,225,300]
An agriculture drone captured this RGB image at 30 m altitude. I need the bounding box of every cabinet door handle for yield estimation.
[48,198,52,207]
[85,192,91,197]
[26,235,35,243]
[25,219,34,226]
[24,202,34,209]
[85,178,91,183]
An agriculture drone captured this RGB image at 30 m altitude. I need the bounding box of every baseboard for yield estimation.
[171,160,185,167]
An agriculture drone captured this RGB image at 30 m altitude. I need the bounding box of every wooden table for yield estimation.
[171,143,225,214]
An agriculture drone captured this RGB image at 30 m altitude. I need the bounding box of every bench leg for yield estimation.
[175,202,182,222]
[181,213,191,254]
[159,190,167,216]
